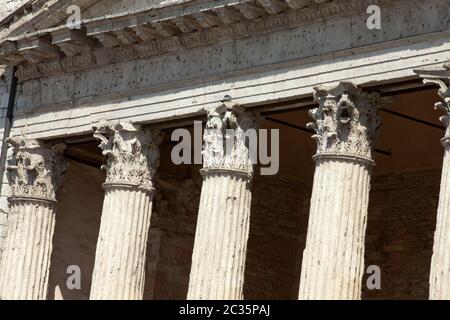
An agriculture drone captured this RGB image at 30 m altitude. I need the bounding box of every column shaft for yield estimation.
[89,122,160,300]
[187,101,258,300]
[90,186,153,300]
[429,139,450,299]
[413,74,450,300]
[0,199,56,299]
[188,171,252,300]
[299,158,371,300]
[0,138,66,300]
[298,82,382,300]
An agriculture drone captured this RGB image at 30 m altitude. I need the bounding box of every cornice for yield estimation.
[0,0,408,81]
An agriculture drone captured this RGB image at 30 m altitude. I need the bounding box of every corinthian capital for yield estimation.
[6,138,67,202]
[307,82,382,161]
[422,77,450,139]
[94,121,162,189]
[414,66,450,141]
[202,100,259,175]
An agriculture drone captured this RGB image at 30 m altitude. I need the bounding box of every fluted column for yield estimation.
[89,122,161,300]
[419,76,450,299]
[0,138,67,300]
[299,82,382,300]
[188,100,258,300]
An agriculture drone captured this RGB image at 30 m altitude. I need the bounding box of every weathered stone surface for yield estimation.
[5,138,67,201]
[89,185,154,300]
[308,82,381,160]
[188,172,253,300]
[188,102,258,300]
[412,73,450,300]
[146,168,440,300]
[0,139,67,300]
[0,0,30,23]
[202,101,259,174]
[3,0,449,140]
[89,122,161,300]
[299,83,380,300]
[0,0,449,303]
[93,121,161,188]
[0,66,14,265]
[0,199,57,300]
[299,158,372,299]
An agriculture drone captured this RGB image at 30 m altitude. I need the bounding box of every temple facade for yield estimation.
[0,0,449,300]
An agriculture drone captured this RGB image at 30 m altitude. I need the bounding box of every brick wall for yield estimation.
[363,169,440,299]
[145,173,202,300]
[243,176,309,299]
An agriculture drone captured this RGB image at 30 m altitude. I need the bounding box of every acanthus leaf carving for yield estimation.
[6,138,67,202]
[202,100,259,175]
[93,121,162,189]
[423,78,450,139]
[308,81,382,161]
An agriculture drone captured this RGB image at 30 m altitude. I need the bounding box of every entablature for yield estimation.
[0,0,407,81]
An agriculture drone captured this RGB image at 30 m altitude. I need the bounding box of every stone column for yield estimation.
[188,101,258,300]
[0,138,67,300]
[89,122,161,300]
[299,82,382,300]
[420,77,450,299]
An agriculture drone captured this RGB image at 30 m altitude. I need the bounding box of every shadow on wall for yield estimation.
[143,170,202,300]
[244,175,310,300]
[363,169,439,300]
[48,160,105,300]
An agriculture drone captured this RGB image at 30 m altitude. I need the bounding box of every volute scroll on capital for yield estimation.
[201,99,260,177]
[308,81,384,163]
[6,137,68,202]
[93,121,162,190]
[422,78,450,144]
[414,65,450,145]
